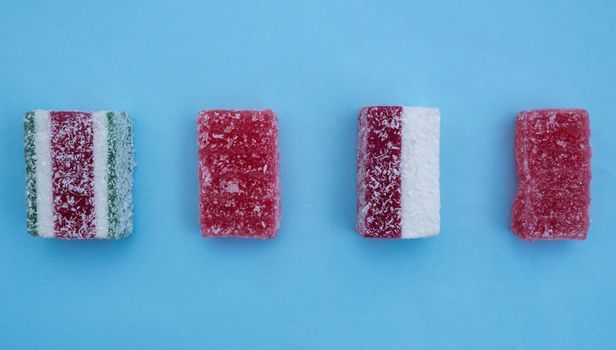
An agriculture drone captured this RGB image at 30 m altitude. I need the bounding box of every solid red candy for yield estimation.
[198,110,281,238]
[512,109,591,241]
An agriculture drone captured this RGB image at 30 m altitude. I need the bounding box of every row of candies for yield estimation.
[23,107,590,241]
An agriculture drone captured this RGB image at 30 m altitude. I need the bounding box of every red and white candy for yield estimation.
[356,106,440,239]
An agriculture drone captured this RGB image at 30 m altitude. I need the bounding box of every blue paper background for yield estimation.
[1,0,615,349]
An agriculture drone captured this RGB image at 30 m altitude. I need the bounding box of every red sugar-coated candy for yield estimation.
[198,110,281,239]
[512,109,592,241]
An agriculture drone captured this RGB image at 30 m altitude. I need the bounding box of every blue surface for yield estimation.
[1,0,615,349]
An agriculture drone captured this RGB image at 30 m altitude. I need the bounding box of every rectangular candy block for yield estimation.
[198,110,281,238]
[24,110,134,239]
[356,106,440,239]
[512,109,591,241]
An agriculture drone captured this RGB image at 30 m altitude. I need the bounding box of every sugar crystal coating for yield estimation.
[512,109,591,241]
[198,110,281,238]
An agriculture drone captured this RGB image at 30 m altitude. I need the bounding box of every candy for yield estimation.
[356,106,440,239]
[24,110,134,239]
[198,110,281,238]
[512,109,591,241]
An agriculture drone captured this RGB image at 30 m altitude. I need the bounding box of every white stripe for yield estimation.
[33,110,55,237]
[92,111,109,238]
[400,107,440,238]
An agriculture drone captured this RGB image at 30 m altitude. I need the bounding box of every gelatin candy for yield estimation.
[198,110,281,238]
[512,109,591,241]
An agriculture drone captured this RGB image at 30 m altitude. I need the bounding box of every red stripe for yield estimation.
[359,106,403,238]
[50,111,96,239]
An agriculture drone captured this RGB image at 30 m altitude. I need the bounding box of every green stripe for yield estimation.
[24,112,38,236]
[106,112,119,238]
[106,112,133,239]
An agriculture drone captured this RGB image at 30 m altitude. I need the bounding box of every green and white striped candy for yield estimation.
[24,110,134,239]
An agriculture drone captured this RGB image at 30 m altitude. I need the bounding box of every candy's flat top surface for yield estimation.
[2,1,616,349]
[513,110,591,240]
[198,110,280,238]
